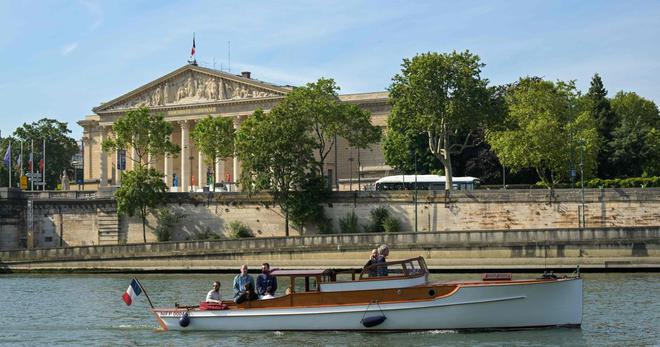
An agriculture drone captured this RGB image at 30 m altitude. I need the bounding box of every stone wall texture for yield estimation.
[1,188,659,250]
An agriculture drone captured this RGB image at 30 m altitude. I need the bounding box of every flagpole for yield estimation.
[42,138,46,191]
[134,278,155,309]
[20,141,23,177]
[7,139,10,188]
[30,139,34,191]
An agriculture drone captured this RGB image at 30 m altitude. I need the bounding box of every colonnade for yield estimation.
[95,115,242,192]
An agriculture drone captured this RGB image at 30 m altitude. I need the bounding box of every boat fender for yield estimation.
[179,312,191,328]
[361,315,387,328]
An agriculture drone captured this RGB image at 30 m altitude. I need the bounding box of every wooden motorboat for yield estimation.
[151,257,582,331]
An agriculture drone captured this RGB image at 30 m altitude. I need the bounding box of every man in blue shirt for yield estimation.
[232,264,255,300]
[256,262,277,297]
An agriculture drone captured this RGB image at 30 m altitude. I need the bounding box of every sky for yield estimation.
[1,0,659,140]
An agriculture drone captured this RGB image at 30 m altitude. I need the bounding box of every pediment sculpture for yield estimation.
[105,71,282,111]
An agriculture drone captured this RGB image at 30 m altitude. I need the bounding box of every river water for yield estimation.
[0,272,657,346]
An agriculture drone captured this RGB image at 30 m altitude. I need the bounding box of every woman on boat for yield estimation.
[363,249,379,276]
[376,244,389,276]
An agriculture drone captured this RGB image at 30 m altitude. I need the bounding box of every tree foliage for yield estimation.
[235,108,317,236]
[586,74,618,178]
[277,78,381,179]
[486,78,599,189]
[190,115,235,185]
[608,92,660,177]
[386,51,500,190]
[101,107,179,169]
[115,167,167,243]
[7,118,79,189]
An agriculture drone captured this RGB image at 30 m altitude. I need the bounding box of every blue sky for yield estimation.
[1,0,659,139]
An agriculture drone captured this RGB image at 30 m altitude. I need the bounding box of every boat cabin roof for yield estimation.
[269,269,330,277]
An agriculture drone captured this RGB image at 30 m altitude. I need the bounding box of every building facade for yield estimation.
[78,64,393,191]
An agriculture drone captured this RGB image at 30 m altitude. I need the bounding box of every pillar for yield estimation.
[164,135,172,188]
[198,150,204,189]
[179,120,190,192]
[232,116,242,192]
[99,126,108,188]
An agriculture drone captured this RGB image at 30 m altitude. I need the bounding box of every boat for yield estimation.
[151,257,582,331]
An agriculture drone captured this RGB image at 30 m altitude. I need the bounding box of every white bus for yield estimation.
[374,175,480,191]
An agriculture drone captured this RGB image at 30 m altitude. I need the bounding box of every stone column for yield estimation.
[114,149,121,186]
[99,126,108,188]
[232,116,242,192]
[198,150,204,189]
[83,137,92,182]
[214,158,221,187]
[179,120,190,192]
[164,134,172,189]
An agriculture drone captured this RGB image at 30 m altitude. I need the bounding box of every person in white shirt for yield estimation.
[206,281,222,303]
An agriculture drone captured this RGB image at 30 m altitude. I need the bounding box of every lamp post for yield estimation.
[414,149,418,233]
[357,148,361,191]
[578,139,585,228]
[348,157,354,191]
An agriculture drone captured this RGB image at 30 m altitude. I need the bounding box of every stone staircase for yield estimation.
[97,208,119,245]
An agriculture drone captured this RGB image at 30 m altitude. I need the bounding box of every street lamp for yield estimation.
[348,157,354,191]
[578,139,585,228]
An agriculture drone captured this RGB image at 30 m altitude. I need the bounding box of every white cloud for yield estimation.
[61,42,79,56]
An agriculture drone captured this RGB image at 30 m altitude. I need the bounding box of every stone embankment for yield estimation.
[1,227,658,273]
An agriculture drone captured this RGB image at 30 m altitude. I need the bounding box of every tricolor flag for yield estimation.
[190,34,196,57]
[122,279,143,306]
[2,142,9,167]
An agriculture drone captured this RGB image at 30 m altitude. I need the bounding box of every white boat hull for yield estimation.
[155,278,582,331]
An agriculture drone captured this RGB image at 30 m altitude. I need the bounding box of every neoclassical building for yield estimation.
[78,64,393,191]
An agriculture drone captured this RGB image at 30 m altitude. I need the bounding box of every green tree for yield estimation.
[190,115,235,187]
[10,118,79,189]
[235,109,317,236]
[586,74,618,178]
[486,78,599,189]
[386,51,499,190]
[280,78,381,180]
[609,92,660,177]
[101,107,179,170]
[115,167,167,243]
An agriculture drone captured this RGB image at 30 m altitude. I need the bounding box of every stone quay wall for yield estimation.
[1,227,658,272]
[1,188,660,250]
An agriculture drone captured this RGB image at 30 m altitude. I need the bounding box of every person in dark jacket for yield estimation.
[256,263,278,297]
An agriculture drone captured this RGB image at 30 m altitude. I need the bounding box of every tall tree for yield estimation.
[12,118,78,189]
[101,107,179,243]
[609,92,660,177]
[281,78,381,180]
[586,74,618,178]
[101,107,179,169]
[235,109,317,236]
[115,167,168,243]
[386,51,499,190]
[486,78,599,189]
[190,115,235,187]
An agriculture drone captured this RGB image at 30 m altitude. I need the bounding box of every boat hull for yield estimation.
[154,278,582,331]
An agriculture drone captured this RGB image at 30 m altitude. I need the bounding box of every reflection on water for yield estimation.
[0,272,657,346]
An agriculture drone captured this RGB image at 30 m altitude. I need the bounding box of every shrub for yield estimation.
[587,176,660,188]
[338,211,361,233]
[228,221,253,239]
[317,216,335,234]
[153,208,186,242]
[186,227,222,241]
[365,206,389,233]
[382,216,401,233]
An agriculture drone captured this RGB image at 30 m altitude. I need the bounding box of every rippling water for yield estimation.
[0,272,657,346]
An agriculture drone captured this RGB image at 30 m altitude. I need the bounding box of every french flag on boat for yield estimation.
[122,279,142,306]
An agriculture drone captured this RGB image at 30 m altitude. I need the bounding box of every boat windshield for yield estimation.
[360,257,428,279]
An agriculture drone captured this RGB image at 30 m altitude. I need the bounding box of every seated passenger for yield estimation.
[256,262,278,297]
[363,249,379,277]
[233,264,255,301]
[235,282,258,304]
[376,244,390,276]
[205,280,222,303]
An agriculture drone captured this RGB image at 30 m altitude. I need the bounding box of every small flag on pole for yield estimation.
[122,279,143,306]
[2,142,9,167]
[191,34,196,57]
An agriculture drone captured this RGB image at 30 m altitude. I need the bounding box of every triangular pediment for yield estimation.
[94,65,290,113]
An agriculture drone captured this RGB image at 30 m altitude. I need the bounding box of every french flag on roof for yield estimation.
[122,279,142,306]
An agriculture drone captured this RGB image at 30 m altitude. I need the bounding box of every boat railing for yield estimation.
[359,256,428,280]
